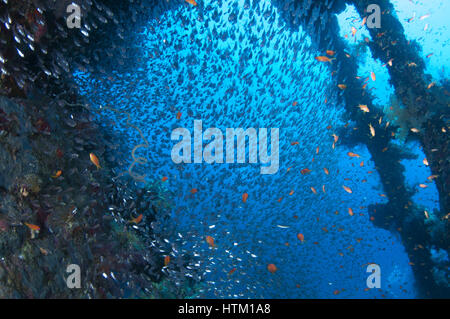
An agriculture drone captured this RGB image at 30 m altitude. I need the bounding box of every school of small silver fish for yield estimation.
[67,0,450,299]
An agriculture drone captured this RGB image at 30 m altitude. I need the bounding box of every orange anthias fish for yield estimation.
[164,255,170,266]
[338,84,347,90]
[315,56,335,63]
[176,111,182,120]
[326,50,335,56]
[343,185,353,194]
[291,141,299,145]
[311,187,317,195]
[323,167,329,175]
[300,168,312,175]
[228,267,237,275]
[369,123,375,137]
[52,170,62,178]
[348,208,354,216]
[162,176,168,182]
[89,153,101,169]
[361,16,367,26]
[185,0,197,6]
[267,264,277,274]
[292,101,298,106]
[297,233,305,243]
[347,152,360,158]
[206,235,216,248]
[130,214,143,224]
[242,193,248,203]
[332,134,339,144]
[370,71,376,81]
[351,26,357,36]
[190,188,198,194]
[25,222,40,231]
[289,190,295,196]
[357,104,370,113]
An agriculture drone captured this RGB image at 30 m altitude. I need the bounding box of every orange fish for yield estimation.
[164,255,170,266]
[162,176,168,182]
[332,134,339,144]
[52,170,62,178]
[326,50,335,56]
[360,161,364,167]
[311,187,317,195]
[267,264,277,274]
[185,0,197,5]
[361,17,367,26]
[242,193,248,203]
[423,158,428,166]
[206,235,216,248]
[348,208,354,216]
[351,27,357,36]
[369,123,375,137]
[338,84,347,90]
[315,56,335,63]
[130,214,143,224]
[291,141,299,145]
[343,185,353,194]
[289,190,295,196]
[316,147,319,154]
[297,233,305,243]
[176,111,182,120]
[357,104,370,113]
[24,223,40,231]
[323,168,329,175]
[300,168,312,175]
[292,101,298,106]
[370,71,376,81]
[89,153,101,169]
[190,188,198,194]
[347,152,360,158]
[419,184,428,188]
[322,185,326,193]
[228,267,237,275]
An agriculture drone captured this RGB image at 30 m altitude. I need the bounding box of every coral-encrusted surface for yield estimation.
[0,95,197,298]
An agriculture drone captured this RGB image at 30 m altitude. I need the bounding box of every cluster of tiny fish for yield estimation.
[73,0,429,298]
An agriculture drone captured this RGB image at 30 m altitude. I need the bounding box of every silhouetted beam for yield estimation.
[271,0,448,298]
[349,0,449,239]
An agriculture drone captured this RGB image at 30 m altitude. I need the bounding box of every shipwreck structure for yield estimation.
[0,0,448,298]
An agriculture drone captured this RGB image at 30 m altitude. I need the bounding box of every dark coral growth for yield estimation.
[0,94,198,298]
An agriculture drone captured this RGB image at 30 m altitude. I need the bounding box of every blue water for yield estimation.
[73,0,448,298]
